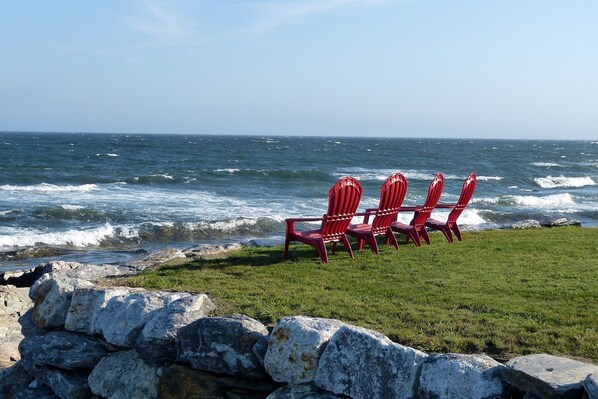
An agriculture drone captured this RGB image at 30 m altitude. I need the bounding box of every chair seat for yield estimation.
[348,223,371,232]
[294,229,323,240]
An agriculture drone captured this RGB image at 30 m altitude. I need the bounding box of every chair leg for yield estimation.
[284,237,291,260]
[420,227,431,245]
[408,229,422,247]
[331,242,337,254]
[340,235,355,259]
[386,229,399,250]
[451,224,462,241]
[357,238,365,250]
[439,224,454,243]
[315,240,329,263]
[364,232,379,254]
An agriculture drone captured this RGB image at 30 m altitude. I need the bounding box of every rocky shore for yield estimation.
[2,227,598,399]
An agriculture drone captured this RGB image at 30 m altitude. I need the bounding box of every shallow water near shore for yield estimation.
[1,132,597,270]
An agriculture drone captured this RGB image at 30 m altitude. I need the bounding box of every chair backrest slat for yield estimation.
[372,173,408,234]
[412,173,444,227]
[447,172,477,223]
[321,176,362,241]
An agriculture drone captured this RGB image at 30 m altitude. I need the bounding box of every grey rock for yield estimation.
[264,316,345,384]
[504,354,598,399]
[30,274,94,328]
[136,294,216,365]
[183,243,244,259]
[177,314,269,379]
[417,353,507,399]
[266,383,347,398]
[88,350,160,399]
[128,248,186,270]
[314,324,427,399]
[585,373,598,399]
[541,218,582,228]
[19,355,91,399]
[65,286,139,334]
[0,362,35,395]
[0,286,33,369]
[95,290,189,347]
[512,220,541,229]
[19,331,108,370]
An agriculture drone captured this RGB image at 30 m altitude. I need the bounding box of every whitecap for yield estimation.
[509,193,575,208]
[0,183,97,193]
[534,176,596,188]
[106,153,119,157]
[477,176,503,181]
[0,224,115,249]
[531,162,562,167]
[60,204,85,210]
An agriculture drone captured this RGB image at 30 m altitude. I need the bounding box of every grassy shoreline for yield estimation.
[123,227,598,362]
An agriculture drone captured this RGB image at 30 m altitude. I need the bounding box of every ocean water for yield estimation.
[1,132,597,270]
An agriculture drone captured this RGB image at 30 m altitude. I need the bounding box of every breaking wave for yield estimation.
[534,176,596,188]
[0,183,97,193]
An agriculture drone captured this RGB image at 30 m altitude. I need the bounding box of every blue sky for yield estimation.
[1,1,597,139]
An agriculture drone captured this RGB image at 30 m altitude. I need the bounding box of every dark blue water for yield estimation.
[1,132,597,270]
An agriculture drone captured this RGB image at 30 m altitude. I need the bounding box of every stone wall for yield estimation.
[1,256,598,399]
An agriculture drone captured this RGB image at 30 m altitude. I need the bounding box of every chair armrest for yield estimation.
[356,209,377,224]
[399,206,422,212]
[285,217,323,236]
[435,203,457,209]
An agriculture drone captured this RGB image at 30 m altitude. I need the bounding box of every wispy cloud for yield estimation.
[130,1,195,45]
[250,0,395,33]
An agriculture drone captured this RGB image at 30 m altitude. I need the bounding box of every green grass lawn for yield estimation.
[124,227,598,362]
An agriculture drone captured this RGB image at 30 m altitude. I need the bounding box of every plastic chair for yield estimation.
[284,176,363,263]
[425,172,477,243]
[346,172,407,254]
[392,173,444,246]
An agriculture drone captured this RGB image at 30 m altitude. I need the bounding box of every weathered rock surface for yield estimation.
[512,220,541,229]
[128,248,186,270]
[158,364,277,399]
[19,355,91,399]
[264,316,345,384]
[585,373,598,399]
[30,274,94,328]
[0,362,35,396]
[266,383,346,398]
[0,285,33,369]
[177,314,269,379]
[541,218,582,228]
[65,286,139,334]
[19,331,108,370]
[183,243,244,259]
[94,290,189,347]
[503,354,598,399]
[87,350,160,399]
[417,353,507,399]
[314,324,427,399]
[136,294,216,365]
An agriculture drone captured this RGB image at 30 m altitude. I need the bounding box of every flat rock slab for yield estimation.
[266,383,347,398]
[504,354,598,399]
[19,330,109,370]
[314,324,426,399]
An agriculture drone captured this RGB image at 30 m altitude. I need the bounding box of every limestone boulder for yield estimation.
[177,314,269,379]
[30,274,94,328]
[503,354,598,399]
[19,331,109,370]
[264,316,345,384]
[512,220,541,229]
[136,294,216,365]
[585,373,598,399]
[183,243,244,259]
[94,290,189,347]
[314,324,427,399]
[0,285,32,316]
[266,383,346,398]
[87,350,160,399]
[65,286,139,334]
[417,353,507,399]
[19,356,91,399]
[0,362,35,396]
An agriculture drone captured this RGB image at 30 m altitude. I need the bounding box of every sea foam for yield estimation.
[0,183,97,193]
[534,176,596,188]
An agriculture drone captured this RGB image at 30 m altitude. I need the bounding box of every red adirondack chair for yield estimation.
[425,172,477,243]
[392,173,444,246]
[284,176,363,263]
[346,172,407,254]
